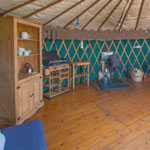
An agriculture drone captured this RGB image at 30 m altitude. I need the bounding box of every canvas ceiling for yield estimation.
[0,0,150,31]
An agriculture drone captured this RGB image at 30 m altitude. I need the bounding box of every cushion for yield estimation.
[0,120,47,150]
[0,132,5,150]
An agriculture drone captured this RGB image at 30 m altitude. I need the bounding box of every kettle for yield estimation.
[24,63,33,74]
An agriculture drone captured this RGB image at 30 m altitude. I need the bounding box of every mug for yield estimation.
[26,50,31,55]
[24,50,30,56]
[18,47,25,56]
[21,32,30,39]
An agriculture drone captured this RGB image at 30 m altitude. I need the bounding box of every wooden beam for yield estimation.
[118,0,134,31]
[98,0,122,31]
[82,0,113,30]
[135,0,145,30]
[0,0,36,16]
[44,0,85,26]
[63,0,100,29]
[43,26,150,40]
[24,0,64,18]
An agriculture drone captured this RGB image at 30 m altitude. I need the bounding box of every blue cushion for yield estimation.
[0,120,47,150]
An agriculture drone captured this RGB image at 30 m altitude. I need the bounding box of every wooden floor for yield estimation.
[28,81,150,150]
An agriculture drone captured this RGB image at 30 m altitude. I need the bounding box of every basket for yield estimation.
[130,69,144,82]
[144,73,150,81]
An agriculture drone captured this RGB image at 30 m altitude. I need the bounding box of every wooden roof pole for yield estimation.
[98,0,122,31]
[24,0,64,18]
[0,0,36,16]
[118,0,134,31]
[82,0,113,30]
[135,0,145,30]
[63,0,100,29]
[44,0,85,26]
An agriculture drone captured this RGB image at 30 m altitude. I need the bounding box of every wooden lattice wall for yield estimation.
[43,39,150,80]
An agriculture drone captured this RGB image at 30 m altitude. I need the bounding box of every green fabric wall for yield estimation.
[43,39,150,80]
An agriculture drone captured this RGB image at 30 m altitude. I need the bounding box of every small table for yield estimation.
[69,61,90,90]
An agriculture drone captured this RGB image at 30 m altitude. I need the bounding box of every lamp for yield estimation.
[76,18,80,26]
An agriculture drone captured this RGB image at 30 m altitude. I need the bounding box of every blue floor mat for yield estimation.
[98,79,131,90]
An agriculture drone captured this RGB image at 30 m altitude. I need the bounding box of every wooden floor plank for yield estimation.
[27,82,150,150]
[88,115,150,150]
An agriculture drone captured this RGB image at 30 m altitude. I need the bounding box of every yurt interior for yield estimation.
[1,0,150,149]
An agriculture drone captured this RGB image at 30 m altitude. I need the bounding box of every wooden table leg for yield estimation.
[51,72,54,90]
[59,70,61,93]
[68,67,70,90]
[87,64,89,87]
[73,65,75,90]
[77,66,80,84]
[49,70,51,98]
[69,66,71,87]
[83,65,85,84]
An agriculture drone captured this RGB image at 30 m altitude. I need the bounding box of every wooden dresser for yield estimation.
[0,16,43,128]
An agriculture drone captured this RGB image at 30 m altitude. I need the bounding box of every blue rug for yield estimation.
[98,79,131,90]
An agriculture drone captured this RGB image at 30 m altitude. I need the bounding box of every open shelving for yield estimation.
[43,64,70,99]
[17,20,42,83]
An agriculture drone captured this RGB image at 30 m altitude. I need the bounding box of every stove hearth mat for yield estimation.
[98,79,131,90]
